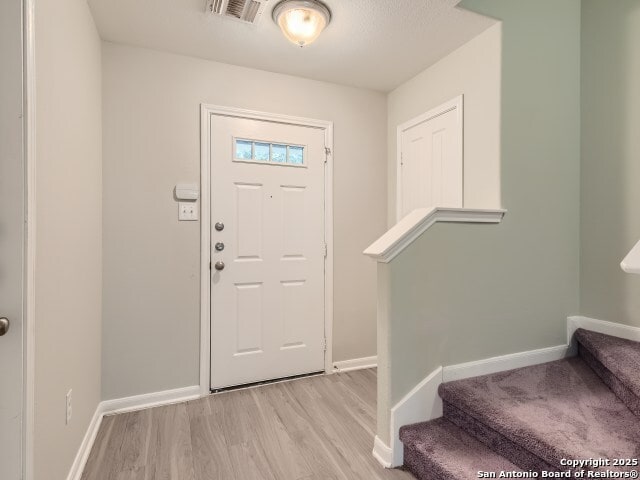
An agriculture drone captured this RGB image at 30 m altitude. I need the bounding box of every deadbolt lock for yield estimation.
[215,222,224,231]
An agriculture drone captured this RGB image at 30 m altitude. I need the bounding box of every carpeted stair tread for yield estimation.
[400,418,522,480]
[438,357,640,472]
[575,328,640,415]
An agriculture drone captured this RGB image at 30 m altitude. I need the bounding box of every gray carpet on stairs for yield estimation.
[439,357,640,472]
[400,418,522,480]
[400,329,640,480]
[575,328,640,416]
[441,401,556,472]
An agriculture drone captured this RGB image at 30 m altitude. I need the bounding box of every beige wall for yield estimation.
[378,0,581,444]
[101,43,388,400]
[34,0,103,478]
[387,23,502,225]
[580,0,640,328]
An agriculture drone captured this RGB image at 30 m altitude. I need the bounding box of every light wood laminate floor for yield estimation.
[81,368,413,480]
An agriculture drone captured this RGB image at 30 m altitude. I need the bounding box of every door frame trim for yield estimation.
[199,104,334,395]
[23,0,36,477]
[396,94,463,221]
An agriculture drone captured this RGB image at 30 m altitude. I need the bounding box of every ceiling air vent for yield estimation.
[206,0,269,25]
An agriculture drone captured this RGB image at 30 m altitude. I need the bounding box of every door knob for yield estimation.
[215,261,225,271]
[215,222,224,231]
[0,317,9,336]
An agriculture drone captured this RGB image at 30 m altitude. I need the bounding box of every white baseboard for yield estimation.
[372,435,394,468]
[66,404,104,480]
[388,366,443,467]
[67,385,201,480]
[442,344,572,382]
[568,315,640,344]
[101,385,201,416]
[441,318,640,385]
[332,355,377,373]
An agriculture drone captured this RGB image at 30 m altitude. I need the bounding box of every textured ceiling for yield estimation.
[87,0,497,92]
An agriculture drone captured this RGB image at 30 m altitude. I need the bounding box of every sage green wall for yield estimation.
[580,0,640,327]
[379,0,581,444]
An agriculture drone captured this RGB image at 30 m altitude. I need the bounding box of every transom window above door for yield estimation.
[234,138,305,167]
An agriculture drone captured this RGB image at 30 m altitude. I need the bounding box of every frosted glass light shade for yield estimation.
[272,0,331,47]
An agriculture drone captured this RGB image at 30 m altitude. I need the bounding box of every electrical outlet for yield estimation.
[179,202,198,221]
[66,389,72,425]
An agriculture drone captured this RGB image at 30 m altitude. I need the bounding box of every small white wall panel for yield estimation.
[398,96,463,220]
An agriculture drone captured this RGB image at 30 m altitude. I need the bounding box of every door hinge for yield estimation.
[322,337,328,352]
[324,146,331,163]
[400,152,404,166]
[323,243,328,258]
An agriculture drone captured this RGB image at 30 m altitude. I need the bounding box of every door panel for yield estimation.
[400,107,462,218]
[235,183,263,258]
[210,115,326,389]
[0,0,25,478]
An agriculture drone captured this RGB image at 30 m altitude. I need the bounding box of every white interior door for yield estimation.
[399,99,463,219]
[0,0,25,477]
[210,115,327,389]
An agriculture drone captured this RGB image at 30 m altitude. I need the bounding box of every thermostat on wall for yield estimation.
[175,183,199,201]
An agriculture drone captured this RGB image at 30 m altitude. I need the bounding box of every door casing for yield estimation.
[24,0,36,477]
[12,0,37,478]
[199,104,334,394]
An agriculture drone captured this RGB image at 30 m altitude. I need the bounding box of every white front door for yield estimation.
[210,114,327,389]
[0,0,25,477]
[399,98,463,219]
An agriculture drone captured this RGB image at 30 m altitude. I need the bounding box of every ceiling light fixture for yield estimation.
[272,0,332,47]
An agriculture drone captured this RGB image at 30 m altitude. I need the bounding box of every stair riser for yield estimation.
[579,344,640,417]
[403,444,453,480]
[442,402,557,473]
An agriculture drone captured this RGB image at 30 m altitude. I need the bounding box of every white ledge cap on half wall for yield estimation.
[621,239,640,274]
[363,207,506,264]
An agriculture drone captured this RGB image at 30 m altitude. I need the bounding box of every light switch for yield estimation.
[179,202,198,221]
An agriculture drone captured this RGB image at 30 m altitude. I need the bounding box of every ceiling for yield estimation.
[87,0,497,92]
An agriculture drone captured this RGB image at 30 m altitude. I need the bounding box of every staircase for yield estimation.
[400,329,640,479]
